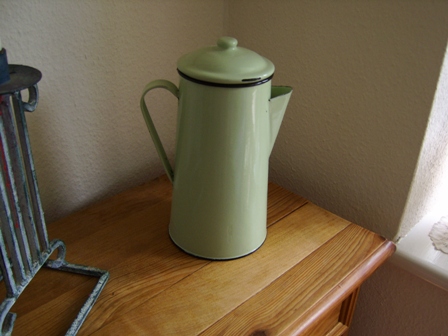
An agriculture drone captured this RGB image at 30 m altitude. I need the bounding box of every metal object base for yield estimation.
[1,239,109,336]
[0,64,109,335]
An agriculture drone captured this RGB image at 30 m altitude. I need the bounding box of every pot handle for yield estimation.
[140,80,179,183]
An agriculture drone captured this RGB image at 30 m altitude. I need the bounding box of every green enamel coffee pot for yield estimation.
[140,37,292,260]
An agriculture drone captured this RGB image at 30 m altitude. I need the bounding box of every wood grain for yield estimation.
[266,182,307,225]
[300,303,342,336]
[1,176,394,336]
[89,203,350,335]
[200,225,394,336]
[325,323,349,336]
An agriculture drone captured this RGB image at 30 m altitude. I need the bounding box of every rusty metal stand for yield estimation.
[0,50,109,335]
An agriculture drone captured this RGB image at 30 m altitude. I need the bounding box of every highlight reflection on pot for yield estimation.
[140,37,292,260]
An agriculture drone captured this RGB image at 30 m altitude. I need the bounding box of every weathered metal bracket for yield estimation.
[0,64,109,335]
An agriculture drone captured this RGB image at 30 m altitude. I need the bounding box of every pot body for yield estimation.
[169,77,271,259]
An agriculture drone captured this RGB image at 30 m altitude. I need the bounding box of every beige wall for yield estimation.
[0,0,224,221]
[227,1,448,241]
[2,1,448,335]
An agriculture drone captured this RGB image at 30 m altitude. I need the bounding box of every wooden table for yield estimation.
[9,175,395,335]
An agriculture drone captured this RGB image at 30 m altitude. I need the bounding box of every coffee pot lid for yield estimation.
[177,37,275,86]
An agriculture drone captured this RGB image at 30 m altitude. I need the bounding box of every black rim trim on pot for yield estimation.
[177,70,273,88]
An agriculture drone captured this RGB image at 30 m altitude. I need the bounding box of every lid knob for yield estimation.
[177,37,274,85]
[217,37,238,50]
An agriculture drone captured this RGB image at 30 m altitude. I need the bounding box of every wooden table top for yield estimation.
[8,175,395,335]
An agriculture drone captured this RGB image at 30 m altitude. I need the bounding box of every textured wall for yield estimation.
[227,1,448,241]
[226,1,448,335]
[0,0,224,222]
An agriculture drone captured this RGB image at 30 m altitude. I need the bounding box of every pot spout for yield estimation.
[269,86,292,154]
